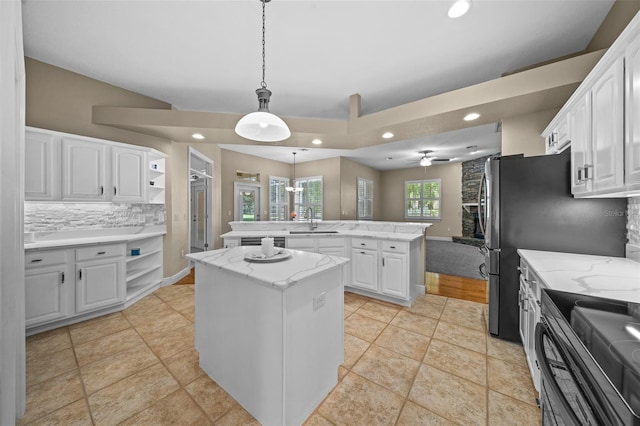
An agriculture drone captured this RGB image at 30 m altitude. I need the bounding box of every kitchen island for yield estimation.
[186,247,349,426]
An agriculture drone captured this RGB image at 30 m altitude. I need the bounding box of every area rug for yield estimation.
[426,240,485,280]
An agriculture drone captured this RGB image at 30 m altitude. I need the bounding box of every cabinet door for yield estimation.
[62,138,108,201]
[591,58,624,193]
[76,258,124,313]
[518,275,528,346]
[112,146,146,202]
[568,94,592,195]
[25,264,70,326]
[25,130,60,200]
[381,252,407,298]
[526,292,540,393]
[351,248,377,291]
[626,35,640,189]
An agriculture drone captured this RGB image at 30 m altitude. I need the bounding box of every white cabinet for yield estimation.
[62,137,108,201]
[351,248,378,291]
[545,115,569,155]
[625,33,640,191]
[75,244,125,313]
[590,57,625,194]
[112,146,146,203]
[518,257,541,395]
[224,238,240,249]
[568,94,592,195]
[25,126,166,204]
[25,249,73,327]
[380,242,408,299]
[125,236,163,302]
[25,129,60,200]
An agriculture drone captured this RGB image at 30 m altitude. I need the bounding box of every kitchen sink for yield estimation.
[288,230,339,234]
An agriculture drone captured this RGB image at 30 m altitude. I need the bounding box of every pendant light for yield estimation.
[235,0,291,142]
[286,152,303,192]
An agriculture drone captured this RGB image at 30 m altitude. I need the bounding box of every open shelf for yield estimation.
[126,279,163,301]
[125,235,163,301]
[126,265,161,283]
[126,249,161,263]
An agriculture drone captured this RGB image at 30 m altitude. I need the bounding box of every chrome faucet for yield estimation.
[305,207,318,230]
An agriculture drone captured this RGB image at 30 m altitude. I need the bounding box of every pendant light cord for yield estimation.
[261,0,267,89]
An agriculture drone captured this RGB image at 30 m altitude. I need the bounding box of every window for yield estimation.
[294,176,323,220]
[357,177,373,219]
[269,176,290,221]
[405,179,441,220]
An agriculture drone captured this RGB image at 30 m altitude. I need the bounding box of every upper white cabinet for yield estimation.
[625,33,640,191]
[543,12,640,197]
[590,58,624,194]
[62,137,108,201]
[25,127,165,203]
[544,115,569,155]
[112,146,146,203]
[25,130,60,200]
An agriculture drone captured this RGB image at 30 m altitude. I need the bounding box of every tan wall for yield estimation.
[25,57,224,278]
[501,109,557,157]
[295,157,342,220]
[220,149,291,234]
[339,158,382,220]
[379,162,462,238]
[587,0,640,52]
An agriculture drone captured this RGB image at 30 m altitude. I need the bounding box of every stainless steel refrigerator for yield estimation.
[478,150,627,342]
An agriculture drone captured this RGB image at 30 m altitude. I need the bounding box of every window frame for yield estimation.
[357,177,373,220]
[294,176,323,220]
[404,178,442,220]
[268,175,290,221]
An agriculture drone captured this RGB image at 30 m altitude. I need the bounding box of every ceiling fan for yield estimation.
[409,150,451,167]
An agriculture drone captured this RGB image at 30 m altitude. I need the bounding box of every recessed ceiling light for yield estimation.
[385,157,393,161]
[463,112,480,121]
[448,0,471,18]
[192,133,205,140]
[382,132,394,139]
[312,139,323,145]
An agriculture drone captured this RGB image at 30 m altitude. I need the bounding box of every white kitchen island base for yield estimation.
[188,247,347,426]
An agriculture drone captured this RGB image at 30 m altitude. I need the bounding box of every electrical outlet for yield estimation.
[180,249,185,258]
[313,292,326,311]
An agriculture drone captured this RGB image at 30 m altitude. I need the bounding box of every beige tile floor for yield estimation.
[20,285,541,425]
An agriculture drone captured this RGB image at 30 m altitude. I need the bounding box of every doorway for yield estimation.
[234,182,261,222]
[188,148,214,253]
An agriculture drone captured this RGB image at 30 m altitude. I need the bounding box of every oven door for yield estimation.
[535,319,600,425]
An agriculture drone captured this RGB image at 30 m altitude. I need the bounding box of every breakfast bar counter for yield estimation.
[186,247,349,426]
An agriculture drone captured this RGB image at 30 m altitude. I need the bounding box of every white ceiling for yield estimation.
[22,0,614,169]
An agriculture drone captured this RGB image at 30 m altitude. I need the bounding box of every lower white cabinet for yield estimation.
[351,248,378,291]
[518,257,541,395]
[381,252,407,298]
[76,255,124,313]
[25,250,73,327]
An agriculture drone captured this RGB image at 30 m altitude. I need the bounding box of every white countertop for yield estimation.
[517,249,640,304]
[221,229,425,242]
[187,246,349,289]
[24,225,167,250]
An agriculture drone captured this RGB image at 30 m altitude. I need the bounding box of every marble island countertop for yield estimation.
[222,220,432,242]
[187,246,349,289]
[24,225,167,250]
[518,249,640,304]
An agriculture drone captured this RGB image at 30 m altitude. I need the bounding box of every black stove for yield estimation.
[538,289,640,425]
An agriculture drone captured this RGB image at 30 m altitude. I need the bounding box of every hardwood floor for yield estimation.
[175,267,195,285]
[426,271,488,304]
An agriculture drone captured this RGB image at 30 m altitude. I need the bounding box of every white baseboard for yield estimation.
[425,236,453,241]
[163,267,191,286]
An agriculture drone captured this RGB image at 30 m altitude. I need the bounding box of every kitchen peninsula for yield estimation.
[222,220,431,306]
[187,247,349,426]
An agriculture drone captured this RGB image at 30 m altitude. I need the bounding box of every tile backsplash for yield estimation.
[25,203,166,233]
[629,197,640,246]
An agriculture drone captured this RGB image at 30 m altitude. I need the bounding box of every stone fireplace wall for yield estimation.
[461,154,494,239]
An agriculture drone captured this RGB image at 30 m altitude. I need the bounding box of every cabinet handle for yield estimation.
[577,167,583,183]
[390,246,396,249]
[30,259,43,263]
[97,251,106,255]
[61,272,65,284]
[114,186,117,195]
[78,269,82,280]
[382,258,385,267]
[583,164,592,181]
[360,251,366,254]
[360,243,365,246]
[100,186,104,195]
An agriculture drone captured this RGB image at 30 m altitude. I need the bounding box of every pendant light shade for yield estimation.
[286,152,303,192]
[235,0,290,142]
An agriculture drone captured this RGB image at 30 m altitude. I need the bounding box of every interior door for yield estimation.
[191,179,208,251]
[234,183,261,222]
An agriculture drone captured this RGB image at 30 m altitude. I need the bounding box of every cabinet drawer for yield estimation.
[351,238,377,250]
[25,250,70,268]
[76,244,124,261]
[318,237,345,248]
[287,238,315,249]
[381,241,408,253]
